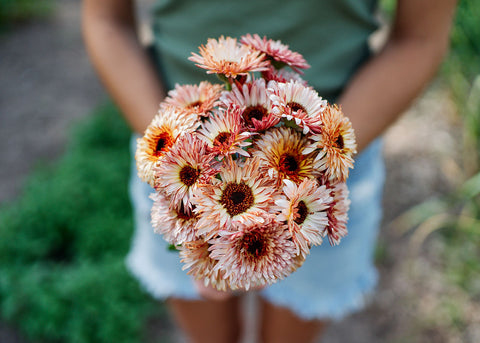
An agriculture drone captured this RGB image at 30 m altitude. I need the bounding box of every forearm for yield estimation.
[81,1,165,134]
[339,0,457,152]
[339,38,446,151]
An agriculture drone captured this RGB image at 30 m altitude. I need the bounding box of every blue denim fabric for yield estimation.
[126,137,385,320]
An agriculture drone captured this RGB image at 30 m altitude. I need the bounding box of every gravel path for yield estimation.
[0,1,470,342]
[0,0,105,204]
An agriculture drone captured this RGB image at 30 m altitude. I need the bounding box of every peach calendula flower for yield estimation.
[240,33,310,73]
[135,106,197,187]
[162,81,224,117]
[275,179,332,257]
[150,192,199,245]
[209,217,298,290]
[197,105,252,159]
[192,158,277,239]
[303,105,357,182]
[219,78,279,132]
[179,240,227,291]
[323,181,350,246]
[155,133,217,209]
[268,80,326,134]
[251,127,315,186]
[189,36,269,79]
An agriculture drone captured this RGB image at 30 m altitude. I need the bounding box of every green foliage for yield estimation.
[446,0,480,84]
[445,225,480,299]
[0,0,53,30]
[397,170,480,299]
[0,262,155,343]
[379,0,396,19]
[0,103,162,343]
[443,1,480,175]
[442,185,480,298]
[441,0,480,298]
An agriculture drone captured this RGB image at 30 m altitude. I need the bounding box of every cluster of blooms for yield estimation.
[136,34,357,291]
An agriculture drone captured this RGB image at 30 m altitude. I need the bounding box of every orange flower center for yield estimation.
[220,182,254,216]
[213,131,232,147]
[179,165,200,187]
[242,105,267,126]
[294,200,308,225]
[187,100,203,109]
[287,101,306,113]
[153,131,175,157]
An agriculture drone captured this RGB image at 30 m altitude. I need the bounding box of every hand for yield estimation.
[193,279,236,301]
[193,279,267,301]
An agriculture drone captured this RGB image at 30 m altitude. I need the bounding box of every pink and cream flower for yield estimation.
[189,36,269,79]
[197,105,252,159]
[268,80,326,134]
[135,106,197,187]
[323,181,350,246]
[240,33,310,73]
[275,179,332,256]
[219,78,279,131]
[192,158,277,239]
[179,240,227,291]
[209,217,298,290]
[251,126,315,186]
[162,81,223,117]
[303,105,357,182]
[150,192,199,245]
[155,134,216,208]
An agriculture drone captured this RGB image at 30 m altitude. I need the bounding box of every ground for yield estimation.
[0,1,477,342]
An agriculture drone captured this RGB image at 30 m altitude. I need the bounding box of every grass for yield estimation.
[437,0,480,298]
[0,103,164,343]
[0,0,54,31]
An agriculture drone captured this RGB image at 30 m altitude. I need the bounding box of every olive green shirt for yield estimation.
[151,0,379,101]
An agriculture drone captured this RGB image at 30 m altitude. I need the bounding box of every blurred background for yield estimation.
[0,0,478,342]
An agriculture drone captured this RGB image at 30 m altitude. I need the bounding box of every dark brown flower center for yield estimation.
[279,153,302,182]
[156,139,166,152]
[294,200,309,225]
[213,131,232,147]
[335,134,344,150]
[242,105,267,126]
[279,154,299,172]
[287,101,307,113]
[176,203,197,221]
[220,182,254,216]
[242,231,267,258]
[179,165,200,187]
[154,132,174,156]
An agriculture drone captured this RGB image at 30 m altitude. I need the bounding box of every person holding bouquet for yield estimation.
[82,1,457,342]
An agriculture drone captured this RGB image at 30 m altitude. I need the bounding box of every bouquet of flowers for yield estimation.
[135,34,357,291]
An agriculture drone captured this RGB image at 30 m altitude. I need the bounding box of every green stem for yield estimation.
[217,73,232,91]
